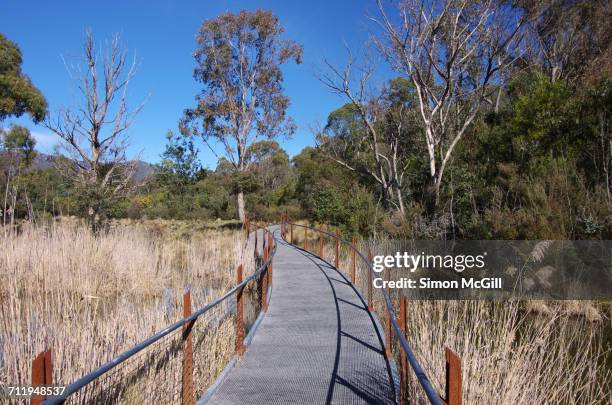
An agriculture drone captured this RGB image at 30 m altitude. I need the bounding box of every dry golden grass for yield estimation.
[0,219,254,402]
[295,227,611,404]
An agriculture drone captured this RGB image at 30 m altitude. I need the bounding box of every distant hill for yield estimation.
[132,160,156,180]
[29,153,55,171]
[3,152,156,181]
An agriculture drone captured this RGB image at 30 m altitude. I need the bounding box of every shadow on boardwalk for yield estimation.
[205,228,396,404]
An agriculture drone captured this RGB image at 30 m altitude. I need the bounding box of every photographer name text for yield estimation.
[373,277,502,290]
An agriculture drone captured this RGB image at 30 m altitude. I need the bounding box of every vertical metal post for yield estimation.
[236,265,245,355]
[254,225,258,258]
[304,226,308,251]
[269,233,273,288]
[445,348,462,405]
[182,291,195,405]
[367,247,373,311]
[351,236,356,284]
[335,228,340,269]
[384,267,392,359]
[290,223,294,244]
[399,296,408,404]
[31,349,52,405]
[262,237,268,312]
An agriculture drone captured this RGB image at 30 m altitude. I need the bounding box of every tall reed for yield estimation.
[0,219,253,399]
[306,229,610,404]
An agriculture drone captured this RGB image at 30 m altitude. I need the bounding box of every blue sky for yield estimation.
[3,0,392,168]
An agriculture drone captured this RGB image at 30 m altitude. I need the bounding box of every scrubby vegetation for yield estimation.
[4,67,610,240]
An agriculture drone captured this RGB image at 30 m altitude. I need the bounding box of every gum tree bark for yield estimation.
[376,0,526,206]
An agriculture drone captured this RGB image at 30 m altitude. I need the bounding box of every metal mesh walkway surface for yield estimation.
[205,227,396,404]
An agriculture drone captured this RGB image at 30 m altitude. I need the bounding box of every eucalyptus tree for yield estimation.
[376,0,526,206]
[319,62,421,215]
[0,33,47,122]
[0,125,37,224]
[182,10,302,222]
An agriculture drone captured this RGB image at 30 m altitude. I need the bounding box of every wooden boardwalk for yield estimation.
[205,226,396,404]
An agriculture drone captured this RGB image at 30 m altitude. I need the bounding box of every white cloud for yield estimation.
[31,131,59,153]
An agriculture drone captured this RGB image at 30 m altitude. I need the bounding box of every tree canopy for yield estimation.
[0,33,47,122]
[182,9,302,221]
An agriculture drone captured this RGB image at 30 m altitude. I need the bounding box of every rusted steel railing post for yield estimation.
[304,226,308,251]
[290,223,294,244]
[235,265,245,355]
[182,291,195,405]
[31,349,52,405]
[367,247,373,311]
[351,236,356,284]
[399,295,408,404]
[444,349,462,405]
[269,233,274,288]
[254,225,258,257]
[335,228,340,269]
[384,267,392,359]
[262,226,267,258]
[262,238,268,312]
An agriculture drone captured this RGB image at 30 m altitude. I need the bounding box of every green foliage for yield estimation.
[156,130,202,199]
[159,130,201,183]
[0,34,47,122]
[3,8,611,242]
[181,10,302,220]
[293,147,379,235]
[436,71,612,239]
[6,168,77,220]
[0,124,36,167]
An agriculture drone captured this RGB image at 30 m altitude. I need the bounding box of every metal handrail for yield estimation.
[283,221,442,405]
[42,226,276,405]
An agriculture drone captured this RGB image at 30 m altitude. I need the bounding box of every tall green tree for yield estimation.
[1,124,36,164]
[1,125,37,224]
[157,130,201,198]
[182,9,302,222]
[0,34,47,122]
[318,76,421,214]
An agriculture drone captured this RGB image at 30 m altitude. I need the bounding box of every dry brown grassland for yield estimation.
[295,225,611,404]
[1,218,254,401]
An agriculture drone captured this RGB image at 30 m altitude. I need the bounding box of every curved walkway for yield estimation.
[206,226,396,404]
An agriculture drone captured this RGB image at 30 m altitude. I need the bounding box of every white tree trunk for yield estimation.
[237,191,245,223]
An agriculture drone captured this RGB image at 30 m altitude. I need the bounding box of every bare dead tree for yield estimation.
[45,31,144,228]
[319,48,416,214]
[375,0,526,206]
